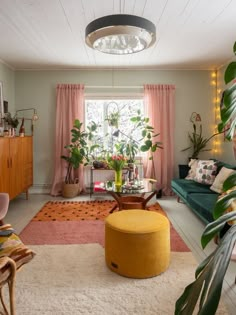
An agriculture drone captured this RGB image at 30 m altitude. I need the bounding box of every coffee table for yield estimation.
[105,178,157,213]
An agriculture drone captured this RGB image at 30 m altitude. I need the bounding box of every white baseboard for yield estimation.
[29,184,51,194]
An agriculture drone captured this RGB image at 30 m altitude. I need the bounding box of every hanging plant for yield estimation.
[105,111,120,128]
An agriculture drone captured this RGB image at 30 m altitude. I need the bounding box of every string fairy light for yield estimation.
[211,70,222,155]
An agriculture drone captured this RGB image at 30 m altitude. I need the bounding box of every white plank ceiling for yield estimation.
[0,0,235,70]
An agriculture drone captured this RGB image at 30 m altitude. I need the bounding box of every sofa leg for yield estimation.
[177,196,185,204]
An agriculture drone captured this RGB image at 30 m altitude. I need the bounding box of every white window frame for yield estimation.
[85,97,145,159]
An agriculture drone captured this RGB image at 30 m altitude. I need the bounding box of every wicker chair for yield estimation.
[0,193,35,314]
[0,224,35,315]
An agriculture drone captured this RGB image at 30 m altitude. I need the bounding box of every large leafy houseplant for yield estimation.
[175,42,236,315]
[114,110,162,162]
[61,119,98,184]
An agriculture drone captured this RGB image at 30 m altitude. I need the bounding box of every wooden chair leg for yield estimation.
[0,257,16,315]
[8,276,16,315]
[0,287,9,314]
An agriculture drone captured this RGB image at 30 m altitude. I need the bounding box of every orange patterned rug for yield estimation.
[32,200,165,221]
[20,200,190,252]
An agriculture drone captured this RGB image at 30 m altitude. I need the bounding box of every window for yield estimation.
[85,99,144,157]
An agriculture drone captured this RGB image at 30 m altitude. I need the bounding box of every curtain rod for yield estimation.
[85,85,143,89]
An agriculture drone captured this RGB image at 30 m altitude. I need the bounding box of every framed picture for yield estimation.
[0,81,3,119]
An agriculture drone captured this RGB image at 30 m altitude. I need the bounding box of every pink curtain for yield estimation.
[50,84,85,196]
[143,84,175,195]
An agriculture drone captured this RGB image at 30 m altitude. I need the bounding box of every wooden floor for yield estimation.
[5,193,236,314]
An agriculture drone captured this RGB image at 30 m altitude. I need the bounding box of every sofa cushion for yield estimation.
[185,159,198,180]
[187,193,219,223]
[171,179,216,199]
[194,160,217,185]
[216,161,236,173]
[210,167,236,193]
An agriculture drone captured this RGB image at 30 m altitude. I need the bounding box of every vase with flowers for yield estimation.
[107,155,127,191]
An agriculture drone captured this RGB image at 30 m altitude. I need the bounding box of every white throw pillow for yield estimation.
[210,167,235,193]
[185,159,198,180]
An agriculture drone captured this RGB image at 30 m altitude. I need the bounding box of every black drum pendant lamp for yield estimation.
[85,14,156,55]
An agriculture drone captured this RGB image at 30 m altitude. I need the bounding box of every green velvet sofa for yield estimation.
[171,161,236,224]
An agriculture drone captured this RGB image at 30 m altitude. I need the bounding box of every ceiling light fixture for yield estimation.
[85,14,156,55]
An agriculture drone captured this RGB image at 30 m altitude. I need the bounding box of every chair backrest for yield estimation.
[0,193,9,222]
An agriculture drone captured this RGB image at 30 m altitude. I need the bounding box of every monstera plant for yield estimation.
[175,42,236,314]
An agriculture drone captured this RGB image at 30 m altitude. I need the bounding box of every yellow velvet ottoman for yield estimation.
[105,210,170,278]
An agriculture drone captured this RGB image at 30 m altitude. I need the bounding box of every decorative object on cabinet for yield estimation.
[15,108,39,135]
[3,101,8,114]
[0,137,33,200]
[19,118,25,137]
[3,112,19,129]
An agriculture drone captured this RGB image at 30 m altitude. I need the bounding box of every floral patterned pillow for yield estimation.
[194,160,218,185]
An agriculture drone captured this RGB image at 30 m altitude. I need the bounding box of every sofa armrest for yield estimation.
[178,164,190,179]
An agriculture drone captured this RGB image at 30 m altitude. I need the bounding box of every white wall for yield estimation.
[14,69,216,189]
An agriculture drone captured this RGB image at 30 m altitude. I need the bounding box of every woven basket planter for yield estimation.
[62,182,80,198]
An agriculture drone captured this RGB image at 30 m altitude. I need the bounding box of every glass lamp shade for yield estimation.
[32,112,39,121]
[85,14,156,55]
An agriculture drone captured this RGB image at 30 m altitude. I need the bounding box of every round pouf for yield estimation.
[105,210,170,279]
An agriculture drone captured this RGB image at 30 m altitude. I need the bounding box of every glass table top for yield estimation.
[105,178,157,194]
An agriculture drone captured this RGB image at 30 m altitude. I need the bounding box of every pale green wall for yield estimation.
[0,63,15,112]
[14,69,215,187]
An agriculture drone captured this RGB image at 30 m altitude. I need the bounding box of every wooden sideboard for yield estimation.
[0,136,33,200]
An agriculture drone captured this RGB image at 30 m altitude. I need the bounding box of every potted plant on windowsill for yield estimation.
[61,119,98,198]
[175,41,236,315]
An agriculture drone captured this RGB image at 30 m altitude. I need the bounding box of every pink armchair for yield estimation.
[0,193,9,225]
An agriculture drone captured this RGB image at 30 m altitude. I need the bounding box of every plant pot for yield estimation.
[62,182,80,198]
[93,160,105,169]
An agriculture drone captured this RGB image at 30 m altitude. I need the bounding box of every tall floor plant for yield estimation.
[175,42,236,315]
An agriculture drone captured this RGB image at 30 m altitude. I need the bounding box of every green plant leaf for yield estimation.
[224,61,236,84]
[145,139,152,148]
[175,225,236,315]
[140,144,149,151]
[223,84,236,108]
[223,172,236,191]
[201,212,236,248]
[151,144,157,152]
[213,191,236,219]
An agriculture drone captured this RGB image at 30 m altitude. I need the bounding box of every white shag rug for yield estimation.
[12,244,228,315]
